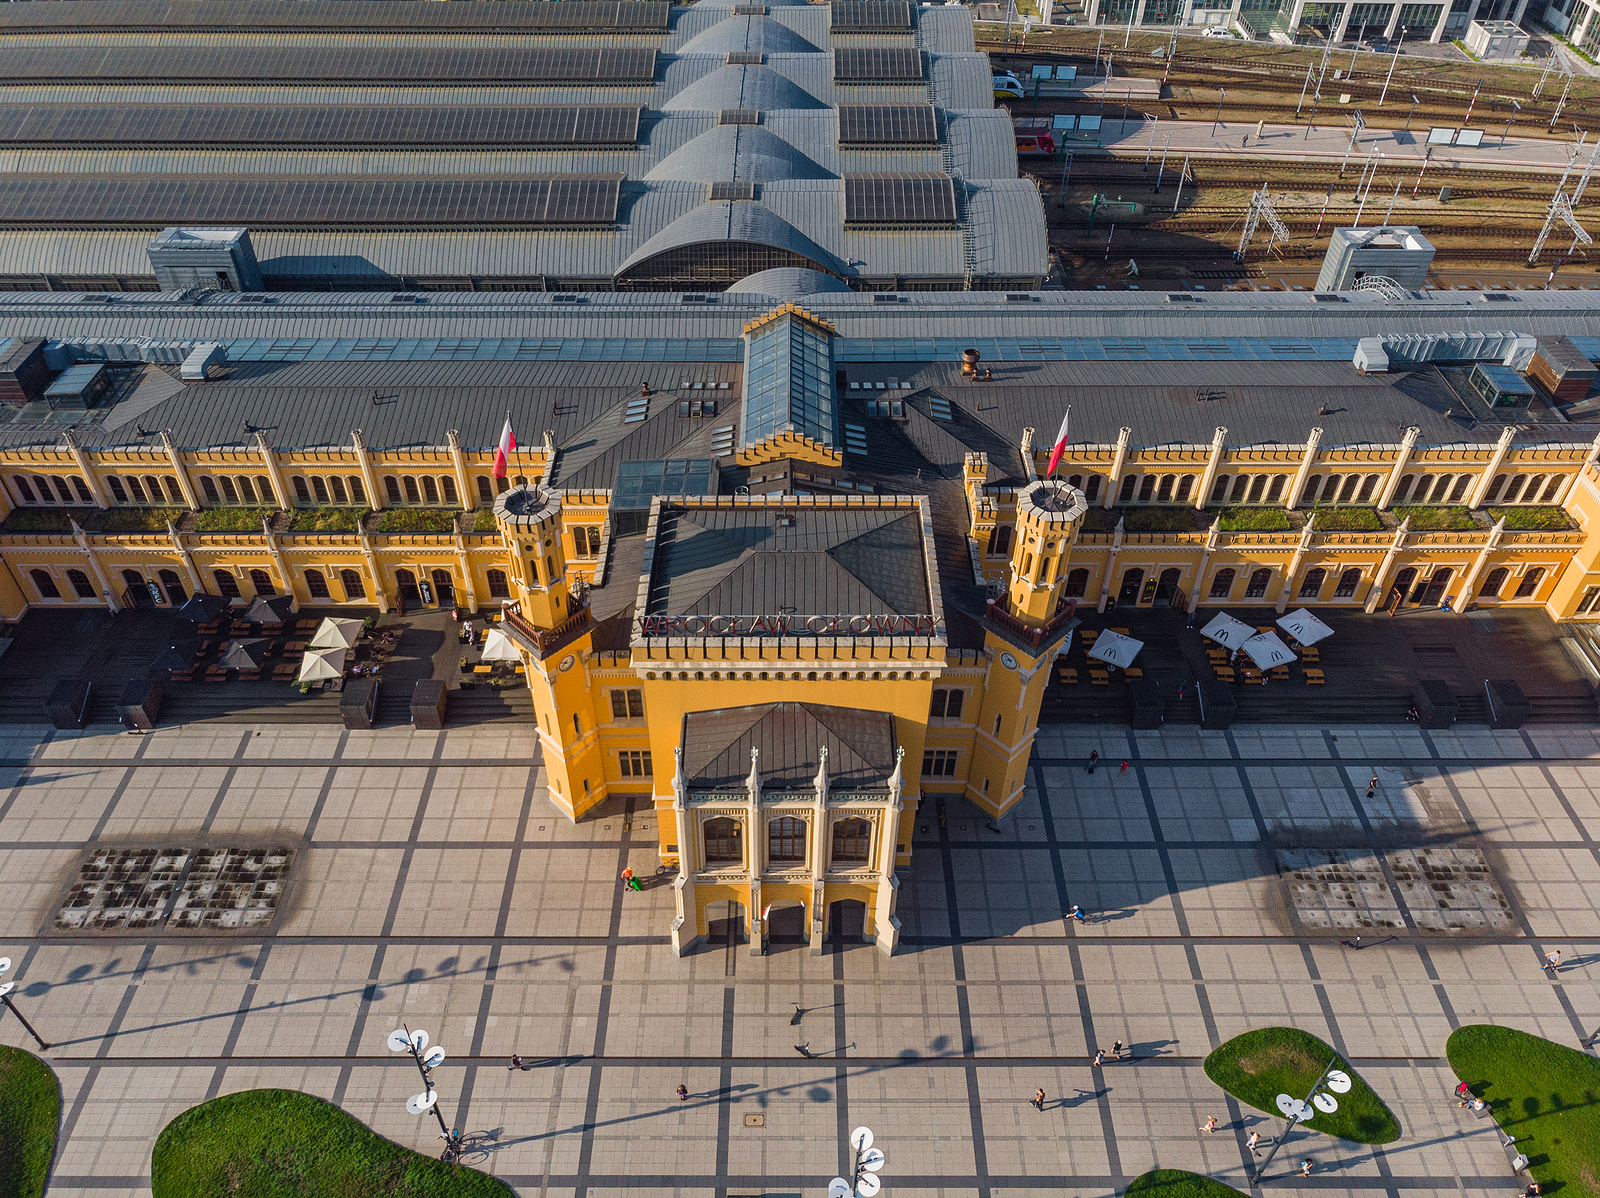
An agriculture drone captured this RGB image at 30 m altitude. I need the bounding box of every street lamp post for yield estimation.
[386,1026,456,1156]
[1153,135,1171,192]
[1377,28,1404,107]
[1404,94,1418,132]
[1502,99,1521,147]
[830,1126,889,1198]
[1212,88,1226,136]
[0,957,51,1051]
[1057,148,1072,207]
[1251,1058,1353,1184]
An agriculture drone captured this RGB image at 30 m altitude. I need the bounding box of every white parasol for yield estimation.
[478,627,523,662]
[1200,612,1256,649]
[297,647,346,683]
[1277,607,1335,646]
[1086,629,1144,669]
[1240,631,1296,669]
[308,617,365,651]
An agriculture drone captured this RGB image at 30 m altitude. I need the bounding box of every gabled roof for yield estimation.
[682,702,898,789]
[676,14,822,54]
[660,62,827,111]
[616,198,846,277]
[645,124,833,182]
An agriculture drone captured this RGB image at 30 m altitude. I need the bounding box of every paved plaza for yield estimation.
[2,719,1599,1198]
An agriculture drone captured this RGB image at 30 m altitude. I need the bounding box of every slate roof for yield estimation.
[681,701,898,789]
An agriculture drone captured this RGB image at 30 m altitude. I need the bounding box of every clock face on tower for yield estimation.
[558,654,576,672]
[1000,652,1019,670]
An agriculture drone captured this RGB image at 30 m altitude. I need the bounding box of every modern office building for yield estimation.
[1085,0,1527,46]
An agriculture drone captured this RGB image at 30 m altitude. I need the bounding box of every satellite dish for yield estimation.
[0,982,12,999]
[406,1091,438,1115]
[856,1172,883,1197]
[830,1179,852,1198]
[850,1127,874,1151]
[0,956,11,975]
[1325,1070,1352,1094]
[410,1029,430,1052]
[422,1046,447,1069]
[1312,1092,1339,1113]
[387,1029,413,1052]
[860,1148,886,1173]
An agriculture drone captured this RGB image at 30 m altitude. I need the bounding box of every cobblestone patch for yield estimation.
[55,845,292,931]
[1278,844,1514,932]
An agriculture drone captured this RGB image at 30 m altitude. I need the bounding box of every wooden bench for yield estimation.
[473,663,493,674]
[1057,667,1079,685]
[1242,669,1267,684]
[1213,666,1235,682]
[1089,669,1110,686]
[1125,666,1143,679]
[1270,666,1290,681]
[1304,668,1326,685]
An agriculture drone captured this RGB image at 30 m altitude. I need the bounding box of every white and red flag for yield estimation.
[492,416,517,478]
[1045,408,1071,477]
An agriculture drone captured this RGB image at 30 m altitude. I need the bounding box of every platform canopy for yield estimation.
[308,617,365,650]
[1240,631,1296,669]
[1200,612,1255,649]
[1086,629,1143,669]
[1277,608,1335,646]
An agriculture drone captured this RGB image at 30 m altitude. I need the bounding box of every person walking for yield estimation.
[1119,760,1130,776]
[1033,1088,1046,1111]
[1093,1049,1104,1067]
[677,1084,689,1102]
[1178,683,1187,702]
[1111,1039,1124,1059]
[509,1054,524,1071]
[1247,1131,1262,1156]
[1368,774,1379,792]
[621,866,641,892]
[1299,1160,1314,1178]
[1201,1116,1218,1133]
[1087,749,1099,774]
[1544,949,1563,975]
[1366,784,1376,799]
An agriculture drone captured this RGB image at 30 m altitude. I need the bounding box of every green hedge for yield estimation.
[0,508,87,533]
[1447,1026,1600,1198]
[286,508,369,533]
[1394,505,1477,530]
[1125,1171,1247,1198]
[1309,507,1383,531]
[1203,1027,1400,1144]
[0,1045,61,1198]
[1490,505,1574,531]
[377,509,457,534]
[152,1088,513,1198]
[191,507,271,533]
[1217,507,1293,531]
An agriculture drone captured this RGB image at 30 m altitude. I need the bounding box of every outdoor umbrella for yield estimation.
[218,638,270,671]
[297,647,346,683]
[1086,629,1145,669]
[1240,631,1296,669]
[478,627,523,662]
[1277,608,1335,647]
[150,642,199,673]
[174,592,227,623]
[308,617,365,651]
[242,594,294,625]
[1200,612,1255,649]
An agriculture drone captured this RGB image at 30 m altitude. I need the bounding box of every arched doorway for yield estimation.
[1117,567,1145,606]
[828,899,867,944]
[1153,567,1181,608]
[431,568,455,605]
[705,899,747,949]
[765,900,807,951]
[121,568,154,609]
[158,569,186,606]
[395,568,420,606]
[1390,567,1417,609]
[1421,568,1453,607]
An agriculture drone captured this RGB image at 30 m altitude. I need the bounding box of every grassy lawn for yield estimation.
[1217,507,1293,532]
[1204,1028,1400,1144]
[1309,507,1384,532]
[1447,1026,1600,1198]
[0,1045,61,1198]
[1126,1170,1246,1198]
[191,507,272,533]
[1394,505,1478,531]
[152,1089,513,1198]
[376,508,458,534]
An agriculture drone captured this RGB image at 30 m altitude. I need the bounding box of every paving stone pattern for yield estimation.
[1,720,1599,1198]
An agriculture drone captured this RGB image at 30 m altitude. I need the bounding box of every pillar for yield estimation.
[1194,427,1229,510]
[1285,427,1324,510]
[1275,515,1318,613]
[1375,426,1420,509]
[352,428,383,511]
[1510,0,1529,23]
[71,519,118,612]
[873,749,904,957]
[452,529,480,613]
[1429,0,1452,42]
[446,429,474,512]
[1466,426,1517,509]
[1333,0,1354,42]
[1104,427,1133,509]
[1287,0,1309,34]
[167,518,205,597]
[745,747,764,958]
[1555,430,1600,505]
[60,429,108,509]
[808,747,829,958]
[252,431,292,512]
[1098,516,1125,613]
[1020,427,1039,482]
[1383,4,1403,38]
[1456,517,1505,612]
[670,747,699,958]
[357,521,388,614]
[1363,516,1410,612]
[1188,516,1222,614]
[261,518,297,610]
[160,429,201,511]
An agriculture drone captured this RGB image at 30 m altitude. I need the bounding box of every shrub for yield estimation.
[377,508,457,534]
[286,507,368,533]
[1491,505,1573,531]
[0,508,87,533]
[1394,505,1476,530]
[1217,506,1292,531]
[190,507,270,533]
[1308,507,1383,531]
[0,1045,60,1198]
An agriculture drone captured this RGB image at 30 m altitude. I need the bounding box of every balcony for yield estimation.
[984,595,1078,650]
[501,603,592,660]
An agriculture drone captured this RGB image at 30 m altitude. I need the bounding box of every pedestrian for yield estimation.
[1087,749,1099,774]
[1093,1049,1104,1067]
[1368,774,1379,791]
[1201,1116,1218,1133]
[1524,1183,1542,1198]
[1242,134,1249,147]
[1178,683,1187,702]
[677,1084,689,1102]
[1247,1131,1262,1156]
[451,606,460,624]
[1300,1160,1314,1178]
[795,1043,813,1057]
[1544,949,1562,974]
[1366,784,1375,799]
[1112,1039,1124,1059]
[1033,1088,1046,1111]
[509,1053,524,1071]
[1119,760,1130,775]
[1068,904,1086,922]
[621,866,641,892]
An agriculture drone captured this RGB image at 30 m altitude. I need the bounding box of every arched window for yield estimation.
[704,817,742,865]
[29,569,59,599]
[249,569,276,596]
[487,569,510,598]
[305,569,330,599]
[311,477,329,504]
[384,476,402,504]
[66,568,95,598]
[1338,475,1360,503]
[69,477,89,503]
[1245,567,1272,598]
[1065,567,1089,598]
[30,476,52,504]
[213,569,241,599]
[832,818,871,864]
[422,477,440,504]
[1137,475,1155,502]
[1479,566,1508,598]
[1523,476,1546,504]
[1358,475,1378,503]
[1515,567,1545,598]
[1428,475,1450,504]
[768,816,806,864]
[340,569,366,600]
[126,477,146,503]
[143,476,164,503]
[1334,568,1361,598]
[1303,476,1323,505]
[1067,474,1082,490]
[403,477,421,504]
[1504,475,1528,503]
[221,477,239,504]
[236,477,258,504]
[1447,475,1470,503]
[1298,567,1326,599]
[163,477,183,504]
[158,569,185,605]
[1267,474,1287,503]
[13,476,34,503]
[293,477,311,503]
[348,477,365,504]
[201,477,220,505]
[1542,476,1564,502]
[1484,474,1507,504]
[1119,474,1137,502]
[330,477,348,504]
[1210,474,1229,503]
[1230,475,1250,503]
[477,476,494,504]
[122,568,146,593]
[441,476,458,504]
[431,568,455,604]
[1175,475,1193,503]
[1247,475,1267,504]
[989,525,1013,556]
[1208,567,1235,599]
[1392,475,1412,504]
[108,477,129,504]
[1084,475,1102,502]
[1156,474,1174,503]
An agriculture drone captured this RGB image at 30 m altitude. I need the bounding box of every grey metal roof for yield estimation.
[616,198,849,277]
[646,504,930,618]
[659,61,828,110]
[682,702,898,790]
[0,0,675,34]
[675,14,823,53]
[725,267,853,299]
[644,124,833,182]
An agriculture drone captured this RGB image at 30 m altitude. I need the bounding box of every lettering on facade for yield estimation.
[637,613,937,637]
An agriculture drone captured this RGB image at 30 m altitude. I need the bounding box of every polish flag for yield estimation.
[1045,408,1071,477]
[492,417,517,479]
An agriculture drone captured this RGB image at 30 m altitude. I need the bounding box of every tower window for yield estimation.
[921,750,958,777]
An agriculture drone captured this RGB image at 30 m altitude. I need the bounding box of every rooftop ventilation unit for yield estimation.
[1166,292,1199,303]
[680,293,717,304]
[708,180,756,201]
[623,396,649,424]
[710,425,736,457]
[1310,293,1345,303]
[726,51,764,64]
[551,293,583,304]
[1004,293,1035,303]
[389,294,423,304]
[718,109,759,125]
[929,396,953,420]
[733,4,768,13]
[871,293,901,304]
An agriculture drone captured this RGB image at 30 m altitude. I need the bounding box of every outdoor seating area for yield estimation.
[1202,609,1333,689]
[152,608,396,691]
[455,610,527,688]
[1056,625,1147,689]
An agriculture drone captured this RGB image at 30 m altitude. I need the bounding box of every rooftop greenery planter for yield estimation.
[376,509,457,534]
[1393,505,1477,531]
[190,507,271,533]
[94,507,187,533]
[0,1045,61,1198]
[1217,507,1293,532]
[152,1088,513,1198]
[1083,507,1202,534]
[1126,1170,1247,1198]
[0,508,87,533]
[1203,1027,1400,1144]
[286,507,369,533]
[1446,1025,1600,1198]
[1492,505,1575,531]
[1309,507,1383,531]
[470,508,498,532]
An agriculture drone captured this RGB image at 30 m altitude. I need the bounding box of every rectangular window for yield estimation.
[610,688,644,719]
[989,525,1013,557]
[929,688,963,719]
[627,688,644,718]
[611,690,628,719]
[921,749,958,777]
[619,750,653,777]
